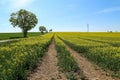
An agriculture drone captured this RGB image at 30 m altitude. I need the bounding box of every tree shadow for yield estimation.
[9,37,24,39]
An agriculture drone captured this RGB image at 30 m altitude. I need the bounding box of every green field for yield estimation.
[0,32,120,79]
[0,32,42,40]
[56,32,120,77]
[0,33,53,79]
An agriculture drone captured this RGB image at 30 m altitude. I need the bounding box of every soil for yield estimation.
[27,40,67,80]
[65,45,118,80]
[27,39,119,80]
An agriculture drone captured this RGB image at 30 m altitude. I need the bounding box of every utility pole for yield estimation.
[87,24,89,32]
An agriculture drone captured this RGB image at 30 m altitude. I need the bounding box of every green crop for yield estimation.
[0,33,53,80]
[57,32,120,78]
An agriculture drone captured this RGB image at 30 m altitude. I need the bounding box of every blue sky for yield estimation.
[0,0,120,32]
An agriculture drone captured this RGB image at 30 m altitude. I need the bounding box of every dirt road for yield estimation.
[27,40,119,80]
[66,45,116,80]
[0,39,18,43]
[27,40,67,80]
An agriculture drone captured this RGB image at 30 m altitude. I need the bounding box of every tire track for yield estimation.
[65,45,117,80]
[27,40,67,80]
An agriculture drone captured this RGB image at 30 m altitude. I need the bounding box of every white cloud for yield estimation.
[0,0,35,12]
[10,0,34,8]
[0,0,34,7]
[97,7,120,14]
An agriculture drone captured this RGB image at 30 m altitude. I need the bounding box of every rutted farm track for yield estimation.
[65,45,115,80]
[1,33,119,80]
[28,39,117,80]
[28,40,67,80]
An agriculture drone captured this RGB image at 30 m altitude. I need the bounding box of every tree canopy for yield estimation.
[49,29,52,32]
[39,26,47,34]
[9,9,38,37]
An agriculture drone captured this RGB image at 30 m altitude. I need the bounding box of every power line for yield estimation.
[87,24,89,32]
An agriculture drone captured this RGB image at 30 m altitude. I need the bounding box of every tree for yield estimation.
[39,26,46,34]
[46,30,48,33]
[49,29,52,32]
[9,9,38,37]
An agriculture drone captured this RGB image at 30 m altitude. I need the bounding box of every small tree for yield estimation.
[46,30,48,33]
[9,9,38,37]
[49,29,52,32]
[39,26,46,34]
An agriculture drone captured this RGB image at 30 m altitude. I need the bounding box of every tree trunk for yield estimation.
[41,31,44,34]
[23,31,27,38]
